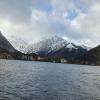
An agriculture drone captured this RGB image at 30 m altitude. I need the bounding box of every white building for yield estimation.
[60,59,68,63]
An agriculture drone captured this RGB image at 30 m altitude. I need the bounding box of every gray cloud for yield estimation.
[0,0,100,47]
[0,0,32,23]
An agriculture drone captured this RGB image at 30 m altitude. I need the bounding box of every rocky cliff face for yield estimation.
[47,44,87,62]
[0,32,16,53]
[81,45,100,65]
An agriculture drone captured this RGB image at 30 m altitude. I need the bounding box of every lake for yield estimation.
[0,60,100,100]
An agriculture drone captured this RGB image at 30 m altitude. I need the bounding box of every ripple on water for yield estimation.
[0,60,100,100]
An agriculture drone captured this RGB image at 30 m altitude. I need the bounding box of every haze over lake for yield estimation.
[0,60,100,100]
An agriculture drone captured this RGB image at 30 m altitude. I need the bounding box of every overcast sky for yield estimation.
[0,0,100,47]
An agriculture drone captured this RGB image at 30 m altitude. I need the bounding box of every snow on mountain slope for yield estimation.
[6,35,90,55]
[25,36,68,54]
[25,35,89,54]
[7,35,27,53]
[81,45,92,51]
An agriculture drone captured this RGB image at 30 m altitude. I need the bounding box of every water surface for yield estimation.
[0,60,100,100]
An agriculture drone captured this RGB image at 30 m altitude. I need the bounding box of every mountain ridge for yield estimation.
[25,35,90,54]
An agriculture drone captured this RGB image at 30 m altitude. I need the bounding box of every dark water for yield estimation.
[0,60,100,100]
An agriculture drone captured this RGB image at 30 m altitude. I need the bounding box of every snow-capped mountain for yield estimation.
[25,35,89,55]
[25,35,69,54]
[7,35,27,53]
[6,35,90,61]
[81,45,91,51]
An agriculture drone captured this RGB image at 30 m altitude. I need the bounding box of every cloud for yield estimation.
[0,0,32,23]
[32,0,52,13]
[67,0,100,46]
[0,0,100,47]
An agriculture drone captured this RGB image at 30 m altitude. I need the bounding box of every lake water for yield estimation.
[0,60,100,100]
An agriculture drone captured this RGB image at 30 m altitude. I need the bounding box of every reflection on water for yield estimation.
[0,59,100,100]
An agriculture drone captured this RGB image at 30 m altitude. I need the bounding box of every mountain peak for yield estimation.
[51,35,61,39]
[51,35,66,41]
[25,35,88,54]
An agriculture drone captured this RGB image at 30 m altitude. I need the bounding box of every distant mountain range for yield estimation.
[8,35,90,52]
[26,35,90,53]
[0,31,100,65]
